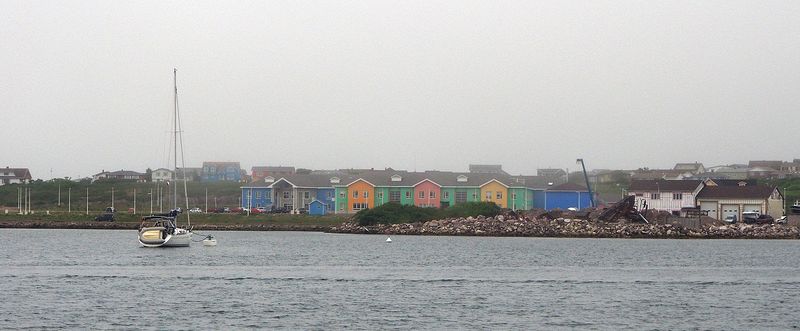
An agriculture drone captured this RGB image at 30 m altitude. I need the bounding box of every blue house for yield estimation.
[240,186,272,209]
[534,183,593,210]
[308,200,327,215]
[203,162,242,182]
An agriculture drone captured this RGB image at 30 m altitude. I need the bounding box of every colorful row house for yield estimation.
[333,171,536,213]
[240,174,338,214]
[242,170,591,214]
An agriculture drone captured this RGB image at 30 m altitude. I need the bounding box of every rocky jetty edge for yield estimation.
[329,214,800,239]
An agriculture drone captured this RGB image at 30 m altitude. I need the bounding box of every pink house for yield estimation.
[413,179,441,208]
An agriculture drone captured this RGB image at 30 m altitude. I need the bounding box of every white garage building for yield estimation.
[695,184,783,221]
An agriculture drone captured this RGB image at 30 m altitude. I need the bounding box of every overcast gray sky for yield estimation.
[2,0,799,179]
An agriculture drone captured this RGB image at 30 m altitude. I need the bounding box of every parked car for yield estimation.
[189,207,203,213]
[776,216,788,224]
[755,215,774,225]
[742,212,760,224]
[723,215,737,224]
[255,207,268,213]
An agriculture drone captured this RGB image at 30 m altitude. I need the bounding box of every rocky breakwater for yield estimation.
[329,215,800,239]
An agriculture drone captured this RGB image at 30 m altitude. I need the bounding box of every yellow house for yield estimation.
[480,179,508,208]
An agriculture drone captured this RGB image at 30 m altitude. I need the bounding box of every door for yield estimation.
[721,204,739,222]
[743,204,762,214]
[700,201,717,219]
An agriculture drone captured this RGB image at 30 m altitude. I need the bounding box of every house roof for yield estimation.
[628,180,702,192]
[547,182,588,191]
[696,185,777,200]
[674,163,704,171]
[468,164,508,175]
[0,167,32,180]
[705,179,758,187]
[252,166,295,172]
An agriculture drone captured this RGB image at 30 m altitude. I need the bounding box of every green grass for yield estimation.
[0,179,243,213]
[0,210,349,226]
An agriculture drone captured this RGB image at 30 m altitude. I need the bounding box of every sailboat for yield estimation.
[138,69,193,248]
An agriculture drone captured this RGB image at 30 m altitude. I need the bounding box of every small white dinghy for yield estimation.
[386,237,392,243]
[202,235,217,246]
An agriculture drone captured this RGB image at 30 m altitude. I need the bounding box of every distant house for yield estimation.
[92,170,146,182]
[179,167,202,181]
[537,168,567,179]
[674,163,705,174]
[468,164,509,176]
[631,169,693,181]
[748,160,783,170]
[0,167,32,185]
[151,168,174,182]
[251,166,295,182]
[202,162,242,182]
[627,180,704,215]
[696,183,783,221]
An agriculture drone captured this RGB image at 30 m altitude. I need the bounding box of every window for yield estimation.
[651,193,660,199]
[353,191,359,198]
[283,192,290,199]
[405,191,411,198]
[327,191,333,198]
[430,191,436,199]
[486,191,492,200]
[455,191,467,203]
[635,193,643,197]
[364,191,369,198]
[497,192,503,200]
[256,191,261,199]
[303,192,310,199]
[339,192,345,198]
[352,202,368,211]
[389,191,401,202]
[472,192,478,200]
[512,192,517,199]
[419,191,425,198]
[378,192,383,200]
[443,191,450,200]
[673,193,682,200]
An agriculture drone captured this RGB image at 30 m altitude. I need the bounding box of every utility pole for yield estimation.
[86,187,89,215]
[133,188,136,215]
[205,187,208,214]
[68,187,71,213]
[111,186,115,210]
[149,189,153,215]
[58,184,62,207]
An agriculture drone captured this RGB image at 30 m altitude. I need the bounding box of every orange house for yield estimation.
[480,179,509,208]
[347,179,375,212]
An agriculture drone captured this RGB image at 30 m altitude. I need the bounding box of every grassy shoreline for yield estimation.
[0,212,349,231]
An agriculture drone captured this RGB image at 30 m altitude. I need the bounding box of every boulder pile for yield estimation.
[329,215,800,239]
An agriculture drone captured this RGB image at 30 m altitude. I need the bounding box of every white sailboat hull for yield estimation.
[138,227,192,248]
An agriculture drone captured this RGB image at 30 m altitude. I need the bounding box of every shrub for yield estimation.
[443,201,500,219]
[352,201,501,226]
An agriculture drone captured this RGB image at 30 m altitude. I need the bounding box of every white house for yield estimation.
[152,168,174,182]
[0,167,32,185]
[627,180,704,215]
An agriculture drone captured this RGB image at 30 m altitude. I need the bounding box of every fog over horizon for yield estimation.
[2,1,799,179]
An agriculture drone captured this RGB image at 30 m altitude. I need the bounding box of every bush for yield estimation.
[443,201,501,219]
[353,202,439,226]
[352,201,501,226]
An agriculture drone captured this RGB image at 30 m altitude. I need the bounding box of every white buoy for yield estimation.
[386,237,392,243]
[202,235,217,246]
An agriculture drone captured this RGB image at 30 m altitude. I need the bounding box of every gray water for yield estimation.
[1,229,799,330]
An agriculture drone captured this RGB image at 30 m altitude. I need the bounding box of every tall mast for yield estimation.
[173,68,178,211]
